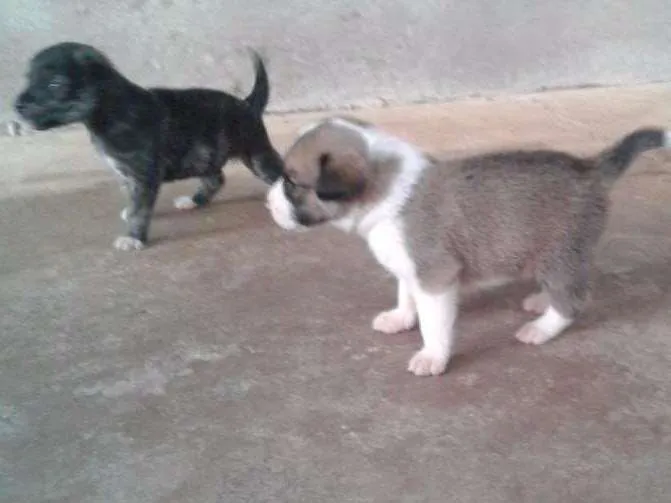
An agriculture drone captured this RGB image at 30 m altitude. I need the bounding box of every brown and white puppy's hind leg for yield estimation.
[515,302,573,345]
[516,238,595,344]
[516,279,581,346]
[521,290,550,314]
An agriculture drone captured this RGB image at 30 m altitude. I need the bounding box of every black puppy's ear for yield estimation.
[73,46,113,71]
[316,150,367,201]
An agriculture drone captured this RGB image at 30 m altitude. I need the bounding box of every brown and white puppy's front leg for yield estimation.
[407,281,459,377]
[372,279,417,334]
[367,220,455,376]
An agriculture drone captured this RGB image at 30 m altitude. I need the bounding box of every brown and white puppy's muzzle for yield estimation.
[266,118,373,232]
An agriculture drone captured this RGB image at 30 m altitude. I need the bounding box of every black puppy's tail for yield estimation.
[595,128,669,187]
[244,50,270,116]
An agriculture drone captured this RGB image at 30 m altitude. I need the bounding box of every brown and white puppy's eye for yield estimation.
[281,171,309,200]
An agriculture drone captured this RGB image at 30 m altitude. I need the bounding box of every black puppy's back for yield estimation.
[150,88,275,181]
[148,51,281,184]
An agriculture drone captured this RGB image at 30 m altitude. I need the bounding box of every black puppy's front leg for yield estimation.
[115,177,160,251]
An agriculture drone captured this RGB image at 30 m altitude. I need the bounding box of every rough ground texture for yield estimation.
[2,85,671,503]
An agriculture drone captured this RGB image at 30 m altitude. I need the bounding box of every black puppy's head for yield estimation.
[14,42,115,130]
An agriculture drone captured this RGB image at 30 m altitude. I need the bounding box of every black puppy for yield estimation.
[15,42,283,250]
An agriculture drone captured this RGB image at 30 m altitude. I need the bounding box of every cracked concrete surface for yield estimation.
[1,84,671,502]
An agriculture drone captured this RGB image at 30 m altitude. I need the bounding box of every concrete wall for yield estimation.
[2,0,671,123]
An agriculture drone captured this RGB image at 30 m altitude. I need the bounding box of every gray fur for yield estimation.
[402,128,668,318]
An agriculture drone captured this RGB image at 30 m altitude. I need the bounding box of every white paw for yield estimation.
[372,308,417,334]
[407,348,449,377]
[113,236,145,251]
[522,291,549,314]
[514,322,554,345]
[120,208,129,221]
[174,196,197,211]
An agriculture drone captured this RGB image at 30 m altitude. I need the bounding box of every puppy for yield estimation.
[266,116,670,377]
[15,42,283,250]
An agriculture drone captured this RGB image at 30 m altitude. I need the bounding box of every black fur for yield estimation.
[15,42,283,249]
[595,128,667,183]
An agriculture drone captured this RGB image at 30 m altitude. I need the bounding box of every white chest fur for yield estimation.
[91,135,128,180]
[103,155,128,180]
[366,218,416,281]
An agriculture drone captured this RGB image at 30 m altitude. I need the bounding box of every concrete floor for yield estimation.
[2,84,671,503]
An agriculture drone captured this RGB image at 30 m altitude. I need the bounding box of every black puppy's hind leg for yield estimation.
[115,177,160,251]
[174,173,225,210]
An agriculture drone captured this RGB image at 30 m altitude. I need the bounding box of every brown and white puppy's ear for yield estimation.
[315,150,367,201]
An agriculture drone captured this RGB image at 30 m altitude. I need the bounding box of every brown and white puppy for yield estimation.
[266,117,670,377]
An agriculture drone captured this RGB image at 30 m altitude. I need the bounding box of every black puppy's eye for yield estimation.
[48,76,65,89]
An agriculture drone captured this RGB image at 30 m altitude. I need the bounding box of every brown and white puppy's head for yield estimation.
[266,117,427,234]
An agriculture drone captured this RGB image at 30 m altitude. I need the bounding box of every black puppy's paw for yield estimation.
[113,236,145,251]
[173,195,198,211]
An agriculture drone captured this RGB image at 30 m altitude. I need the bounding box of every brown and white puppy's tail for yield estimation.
[244,50,270,117]
[595,128,670,187]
